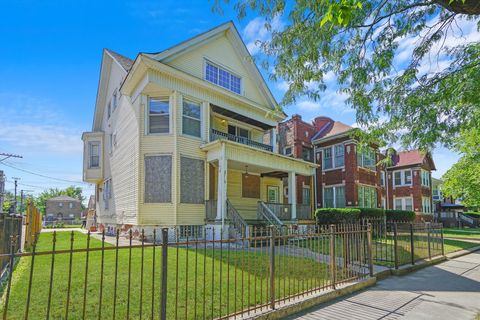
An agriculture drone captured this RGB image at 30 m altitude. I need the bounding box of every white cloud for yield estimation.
[243,16,284,55]
[0,93,83,155]
[393,16,480,71]
[297,100,322,112]
[276,80,290,92]
[0,124,82,155]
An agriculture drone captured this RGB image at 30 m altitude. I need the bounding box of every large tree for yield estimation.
[219,0,480,150]
[442,128,480,208]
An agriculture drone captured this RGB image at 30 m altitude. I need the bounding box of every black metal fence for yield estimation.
[363,218,444,269]
[0,214,23,277]
[0,224,372,320]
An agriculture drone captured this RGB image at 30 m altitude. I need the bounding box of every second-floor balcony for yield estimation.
[210,128,273,152]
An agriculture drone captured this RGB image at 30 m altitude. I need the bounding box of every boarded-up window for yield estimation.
[242,174,260,198]
[145,155,172,203]
[180,157,205,204]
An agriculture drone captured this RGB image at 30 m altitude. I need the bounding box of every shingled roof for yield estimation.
[47,195,81,202]
[311,120,353,141]
[105,49,134,72]
[391,150,436,170]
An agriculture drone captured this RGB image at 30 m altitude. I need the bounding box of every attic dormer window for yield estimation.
[205,61,241,94]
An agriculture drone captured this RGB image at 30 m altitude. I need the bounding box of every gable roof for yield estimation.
[92,49,132,130]
[311,121,353,141]
[47,195,81,202]
[390,150,436,170]
[144,21,280,112]
[93,22,284,130]
[105,49,134,72]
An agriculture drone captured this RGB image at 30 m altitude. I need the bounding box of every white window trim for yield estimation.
[203,58,243,95]
[112,89,118,111]
[323,184,345,208]
[227,123,251,139]
[421,170,431,187]
[143,153,174,204]
[88,141,100,169]
[107,101,112,120]
[380,171,386,186]
[103,178,112,210]
[322,144,344,171]
[302,185,311,205]
[358,147,376,171]
[358,184,378,208]
[145,96,172,135]
[422,197,432,213]
[393,169,413,187]
[181,96,203,140]
[394,197,413,211]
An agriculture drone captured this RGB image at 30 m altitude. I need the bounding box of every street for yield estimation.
[289,252,480,320]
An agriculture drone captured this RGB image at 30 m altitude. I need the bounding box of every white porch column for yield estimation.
[272,128,278,153]
[216,156,227,225]
[288,171,297,220]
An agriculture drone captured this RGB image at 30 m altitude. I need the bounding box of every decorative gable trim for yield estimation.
[145,21,280,113]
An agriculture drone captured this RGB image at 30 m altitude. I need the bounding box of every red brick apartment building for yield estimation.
[278,115,435,217]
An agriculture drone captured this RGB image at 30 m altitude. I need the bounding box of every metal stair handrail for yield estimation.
[226,199,249,238]
[257,201,284,232]
[459,212,479,227]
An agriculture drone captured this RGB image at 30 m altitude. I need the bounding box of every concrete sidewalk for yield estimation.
[288,252,480,320]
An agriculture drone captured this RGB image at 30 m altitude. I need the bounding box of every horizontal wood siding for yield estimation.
[166,33,267,108]
[138,92,177,225]
[226,169,283,220]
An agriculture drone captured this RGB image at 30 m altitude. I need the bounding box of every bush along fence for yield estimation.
[0,224,373,320]
[361,217,444,269]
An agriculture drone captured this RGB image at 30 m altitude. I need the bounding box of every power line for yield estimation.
[5,179,94,191]
[0,161,87,184]
[0,152,22,162]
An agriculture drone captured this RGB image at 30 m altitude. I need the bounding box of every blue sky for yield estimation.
[0,0,470,201]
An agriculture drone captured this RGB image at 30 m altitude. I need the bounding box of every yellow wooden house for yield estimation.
[82,22,317,237]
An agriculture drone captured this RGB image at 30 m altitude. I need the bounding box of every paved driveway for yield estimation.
[289,252,480,320]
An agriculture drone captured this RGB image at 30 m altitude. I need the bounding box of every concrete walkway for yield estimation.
[288,252,480,320]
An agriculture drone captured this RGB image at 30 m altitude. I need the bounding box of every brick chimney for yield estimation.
[313,116,333,131]
[291,114,302,121]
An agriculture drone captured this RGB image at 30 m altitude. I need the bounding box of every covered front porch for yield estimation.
[201,139,318,231]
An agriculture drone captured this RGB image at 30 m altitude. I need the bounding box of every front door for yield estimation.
[267,186,279,203]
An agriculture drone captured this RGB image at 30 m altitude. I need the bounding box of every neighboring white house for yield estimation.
[82,22,317,238]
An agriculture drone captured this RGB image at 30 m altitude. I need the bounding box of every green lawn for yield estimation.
[443,228,480,239]
[444,239,480,253]
[294,232,478,268]
[1,232,331,319]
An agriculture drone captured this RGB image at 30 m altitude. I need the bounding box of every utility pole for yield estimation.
[20,189,34,215]
[0,152,22,162]
[12,177,20,214]
[0,170,4,214]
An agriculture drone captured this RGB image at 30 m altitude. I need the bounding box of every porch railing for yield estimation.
[297,204,313,220]
[264,203,291,220]
[210,129,273,152]
[226,199,249,239]
[459,212,480,227]
[257,202,284,232]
